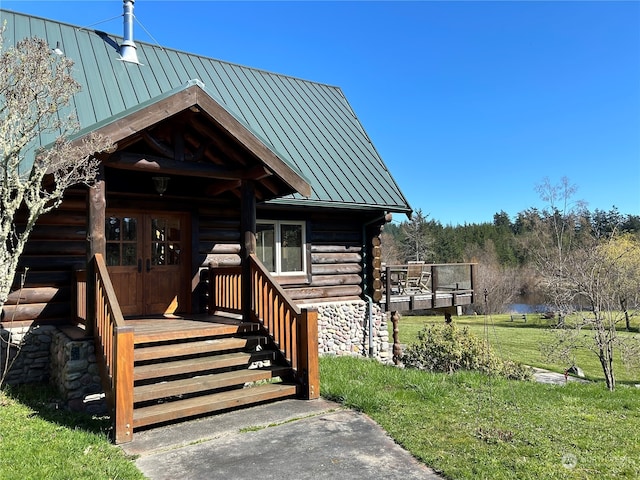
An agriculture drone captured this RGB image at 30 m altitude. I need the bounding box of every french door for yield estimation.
[105,211,189,316]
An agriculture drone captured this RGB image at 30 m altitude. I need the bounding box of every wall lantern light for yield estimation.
[152,176,170,196]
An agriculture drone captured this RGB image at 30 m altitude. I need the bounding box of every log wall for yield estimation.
[4,189,88,327]
[197,206,383,308]
[7,187,386,325]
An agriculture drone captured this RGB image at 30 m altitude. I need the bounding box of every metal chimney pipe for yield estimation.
[120,0,139,64]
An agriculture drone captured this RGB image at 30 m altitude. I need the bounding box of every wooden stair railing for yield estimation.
[92,253,134,444]
[208,255,319,399]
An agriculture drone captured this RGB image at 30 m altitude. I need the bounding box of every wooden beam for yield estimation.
[107,152,267,180]
[142,132,173,159]
[86,169,106,337]
[189,116,249,166]
[183,132,207,162]
[205,180,241,196]
[173,125,185,162]
[241,180,256,322]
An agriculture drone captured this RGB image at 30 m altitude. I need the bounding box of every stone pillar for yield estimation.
[50,330,106,414]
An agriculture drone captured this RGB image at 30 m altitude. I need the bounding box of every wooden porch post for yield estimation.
[299,308,319,399]
[113,325,135,444]
[241,180,256,321]
[86,168,106,336]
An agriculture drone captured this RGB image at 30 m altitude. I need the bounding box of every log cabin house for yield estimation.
[0,4,474,443]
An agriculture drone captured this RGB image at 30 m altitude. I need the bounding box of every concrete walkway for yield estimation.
[122,398,444,480]
[531,367,589,385]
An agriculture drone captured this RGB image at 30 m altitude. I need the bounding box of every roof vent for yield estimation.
[119,0,140,64]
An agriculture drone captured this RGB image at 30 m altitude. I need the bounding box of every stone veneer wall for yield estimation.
[49,330,106,414]
[0,325,105,414]
[1,325,55,385]
[312,300,390,363]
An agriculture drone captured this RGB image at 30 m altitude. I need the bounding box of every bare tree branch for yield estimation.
[0,32,112,317]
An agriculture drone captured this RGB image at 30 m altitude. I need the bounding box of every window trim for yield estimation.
[257,219,308,278]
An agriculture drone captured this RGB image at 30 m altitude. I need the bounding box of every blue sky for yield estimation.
[2,0,639,225]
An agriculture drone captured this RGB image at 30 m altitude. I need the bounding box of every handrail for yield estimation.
[249,254,318,399]
[92,253,134,444]
[208,256,319,399]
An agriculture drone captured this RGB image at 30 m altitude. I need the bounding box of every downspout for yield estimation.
[362,212,389,358]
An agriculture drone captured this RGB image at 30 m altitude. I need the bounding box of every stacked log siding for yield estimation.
[5,190,88,327]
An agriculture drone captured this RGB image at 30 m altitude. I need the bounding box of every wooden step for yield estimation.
[134,351,276,382]
[133,383,298,429]
[134,336,268,362]
[131,320,261,345]
[133,366,290,403]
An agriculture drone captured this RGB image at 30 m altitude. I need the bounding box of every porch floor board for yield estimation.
[125,314,261,345]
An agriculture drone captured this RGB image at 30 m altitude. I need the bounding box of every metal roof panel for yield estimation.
[1,9,411,213]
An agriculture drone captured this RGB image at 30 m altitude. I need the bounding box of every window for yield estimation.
[106,216,137,266]
[256,221,306,275]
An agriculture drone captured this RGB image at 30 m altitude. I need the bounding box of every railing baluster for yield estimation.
[207,255,319,400]
[91,253,133,444]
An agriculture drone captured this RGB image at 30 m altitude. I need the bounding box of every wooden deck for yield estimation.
[381,263,476,312]
[381,291,474,312]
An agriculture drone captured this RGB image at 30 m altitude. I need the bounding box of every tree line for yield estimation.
[383,205,639,268]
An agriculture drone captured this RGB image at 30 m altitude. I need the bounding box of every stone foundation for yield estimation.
[0,325,55,385]
[309,300,390,363]
[1,325,106,414]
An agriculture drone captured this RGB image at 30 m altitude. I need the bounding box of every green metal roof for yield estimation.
[1,9,412,214]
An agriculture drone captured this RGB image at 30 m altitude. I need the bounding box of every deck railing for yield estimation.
[207,266,243,313]
[383,262,476,311]
[208,255,319,399]
[92,253,134,444]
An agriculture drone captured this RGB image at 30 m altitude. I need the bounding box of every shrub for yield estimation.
[402,323,532,381]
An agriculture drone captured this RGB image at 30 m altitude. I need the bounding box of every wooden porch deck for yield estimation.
[124,313,260,344]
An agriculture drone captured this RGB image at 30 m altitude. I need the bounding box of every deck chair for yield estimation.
[401,261,431,294]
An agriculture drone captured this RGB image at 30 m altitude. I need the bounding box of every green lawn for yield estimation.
[390,313,640,384]
[320,355,640,480]
[0,386,145,480]
[2,312,637,479]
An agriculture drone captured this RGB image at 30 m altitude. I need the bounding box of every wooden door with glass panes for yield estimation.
[105,212,188,316]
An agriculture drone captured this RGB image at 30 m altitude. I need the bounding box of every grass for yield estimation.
[0,385,145,480]
[390,313,640,384]
[1,312,637,479]
[320,355,640,480]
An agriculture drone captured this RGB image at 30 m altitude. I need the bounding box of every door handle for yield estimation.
[146,259,151,273]
[138,259,142,273]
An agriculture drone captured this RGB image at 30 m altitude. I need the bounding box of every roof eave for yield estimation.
[264,197,413,216]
